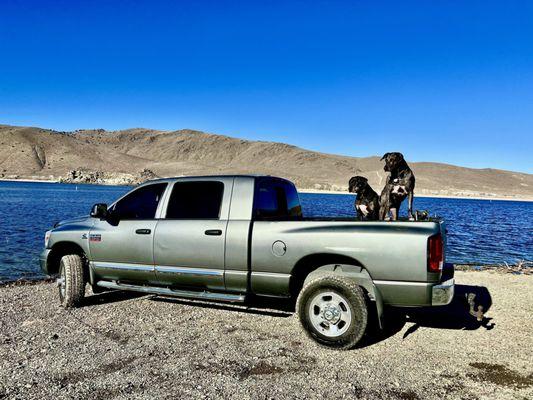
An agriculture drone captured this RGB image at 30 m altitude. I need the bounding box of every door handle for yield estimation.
[135,229,151,235]
[204,229,222,236]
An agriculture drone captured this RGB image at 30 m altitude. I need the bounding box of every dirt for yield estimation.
[469,362,533,389]
[0,271,531,399]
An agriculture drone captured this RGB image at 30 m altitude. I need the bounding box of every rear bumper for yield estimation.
[39,249,51,274]
[431,277,455,306]
[375,263,455,307]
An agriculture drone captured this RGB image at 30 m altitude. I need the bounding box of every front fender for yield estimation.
[304,264,384,329]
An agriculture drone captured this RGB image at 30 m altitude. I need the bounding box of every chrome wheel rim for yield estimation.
[57,264,66,300]
[308,291,352,337]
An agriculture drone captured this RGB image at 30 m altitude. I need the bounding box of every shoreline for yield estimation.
[2,177,533,202]
[301,190,533,202]
[298,187,533,202]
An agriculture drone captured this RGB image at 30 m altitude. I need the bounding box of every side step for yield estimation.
[96,280,246,303]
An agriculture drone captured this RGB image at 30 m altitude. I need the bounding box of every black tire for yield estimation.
[296,275,368,350]
[57,254,86,308]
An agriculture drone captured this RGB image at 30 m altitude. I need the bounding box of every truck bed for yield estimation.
[300,216,442,222]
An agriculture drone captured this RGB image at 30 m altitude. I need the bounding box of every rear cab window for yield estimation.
[165,181,224,219]
[253,178,302,220]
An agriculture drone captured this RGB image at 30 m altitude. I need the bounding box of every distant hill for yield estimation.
[1,124,532,200]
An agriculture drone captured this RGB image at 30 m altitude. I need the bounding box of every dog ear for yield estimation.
[380,153,389,161]
[395,152,405,161]
[360,176,368,184]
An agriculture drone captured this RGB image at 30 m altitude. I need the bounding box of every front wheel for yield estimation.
[57,254,86,308]
[296,275,368,350]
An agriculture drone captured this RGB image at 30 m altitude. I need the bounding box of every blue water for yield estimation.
[0,181,532,282]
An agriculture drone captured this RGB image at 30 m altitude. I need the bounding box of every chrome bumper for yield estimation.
[432,278,455,306]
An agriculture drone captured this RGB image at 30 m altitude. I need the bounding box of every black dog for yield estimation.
[348,176,380,220]
[379,152,416,221]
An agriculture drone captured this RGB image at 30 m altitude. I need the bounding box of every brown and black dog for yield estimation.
[379,152,416,221]
[348,176,380,220]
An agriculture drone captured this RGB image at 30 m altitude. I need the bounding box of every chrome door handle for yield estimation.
[135,229,151,235]
[204,229,222,236]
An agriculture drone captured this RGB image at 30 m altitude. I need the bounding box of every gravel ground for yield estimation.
[0,271,531,400]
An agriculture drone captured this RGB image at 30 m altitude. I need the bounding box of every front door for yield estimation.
[89,182,168,283]
[153,178,232,290]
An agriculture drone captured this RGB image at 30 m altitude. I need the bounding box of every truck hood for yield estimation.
[54,215,92,228]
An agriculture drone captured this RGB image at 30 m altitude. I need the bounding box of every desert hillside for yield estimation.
[1,124,532,199]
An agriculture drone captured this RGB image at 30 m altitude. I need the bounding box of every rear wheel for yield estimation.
[57,254,86,308]
[297,275,368,350]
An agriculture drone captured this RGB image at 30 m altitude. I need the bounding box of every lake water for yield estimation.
[0,181,531,282]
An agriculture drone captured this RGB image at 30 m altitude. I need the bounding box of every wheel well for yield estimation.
[289,253,365,298]
[47,242,87,275]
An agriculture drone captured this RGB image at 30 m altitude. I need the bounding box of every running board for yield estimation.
[96,280,246,303]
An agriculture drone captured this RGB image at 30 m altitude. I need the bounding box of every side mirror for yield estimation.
[90,203,108,219]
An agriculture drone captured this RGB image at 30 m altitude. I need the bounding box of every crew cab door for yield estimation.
[89,182,168,283]
[153,178,232,290]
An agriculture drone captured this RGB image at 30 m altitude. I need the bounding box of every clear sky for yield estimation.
[1,1,532,173]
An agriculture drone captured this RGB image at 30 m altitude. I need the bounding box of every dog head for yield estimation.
[381,152,405,172]
[348,176,369,193]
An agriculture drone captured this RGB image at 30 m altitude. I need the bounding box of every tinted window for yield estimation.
[254,179,302,220]
[166,181,224,219]
[112,183,167,220]
[285,182,302,217]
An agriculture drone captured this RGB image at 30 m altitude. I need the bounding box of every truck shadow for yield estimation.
[81,290,147,307]
[83,289,293,317]
[83,284,494,348]
[359,284,494,348]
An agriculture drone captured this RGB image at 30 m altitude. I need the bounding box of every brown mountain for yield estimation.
[1,124,532,199]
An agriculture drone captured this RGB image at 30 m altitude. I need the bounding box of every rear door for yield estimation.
[153,178,232,290]
[89,182,168,283]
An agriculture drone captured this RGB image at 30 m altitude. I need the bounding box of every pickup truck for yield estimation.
[40,175,454,349]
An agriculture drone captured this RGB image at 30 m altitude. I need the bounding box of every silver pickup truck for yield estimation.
[40,175,454,349]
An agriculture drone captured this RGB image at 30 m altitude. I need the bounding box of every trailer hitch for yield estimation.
[466,293,484,321]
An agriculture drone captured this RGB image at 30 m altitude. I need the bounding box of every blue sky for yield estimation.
[1,1,532,173]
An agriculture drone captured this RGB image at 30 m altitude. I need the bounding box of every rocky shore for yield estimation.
[58,168,159,185]
[0,271,532,399]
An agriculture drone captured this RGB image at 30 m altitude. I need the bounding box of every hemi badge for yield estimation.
[89,234,102,242]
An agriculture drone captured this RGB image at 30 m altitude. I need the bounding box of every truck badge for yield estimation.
[89,234,102,242]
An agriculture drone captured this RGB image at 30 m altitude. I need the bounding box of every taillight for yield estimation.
[427,234,443,272]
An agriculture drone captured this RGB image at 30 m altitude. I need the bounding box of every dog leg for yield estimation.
[408,191,414,221]
[379,205,389,221]
[390,208,398,221]
[378,203,385,220]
